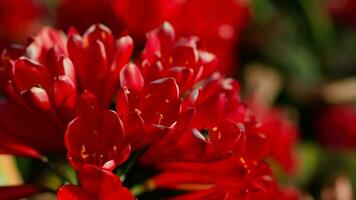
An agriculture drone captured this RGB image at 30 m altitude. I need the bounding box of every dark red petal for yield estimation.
[57,185,92,200]
[156,22,175,56]
[53,76,77,113]
[244,133,270,162]
[83,24,115,52]
[21,87,51,111]
[0,132,43,159]
[105,187,135,200]
[60,165,135,200]
[75,91,101,122]
[142,30,161,63]
[112,35,134,72]
[116,87,130,121]
[56,56,76,83]
[65,100,130,170]
[78,165,122,193]
[0,100,64,152]
[85,40,108,82]
[120,63,144,93]
[0,185,41,200]
[198,50,218,78]
[102,35,133,106]
[26,27,67,61]
[12,58,51,91]
[171,38,199,67]
[164,66,194,92]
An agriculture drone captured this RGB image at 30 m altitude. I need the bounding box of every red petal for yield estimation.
[0,133,43,159]
[57,185,92,200]
[12,58,51,91]
[112,35,133,72]
[65,101,130,170]
[21,87,51,111]
[156,22,175,56]
[171,38,199,67]
[0,184,41,200]
[120,63,144,93]
[78,165,122,193]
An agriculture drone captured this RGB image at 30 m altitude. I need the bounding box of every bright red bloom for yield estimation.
[0,24,133,198]
[113,0,250,74]
[117,75,181,149]
[55,0,249,74]
[112,23,276,197]
[116,23,219,150]
[140,22,217,92]
[65,92,130,170]
[0,28,76,158]
[0,24,133,158]
[116,0,249,73]
[0,22,288,199]
[57,165,135,200]
[68,24,133,106]
[140,77,248,163]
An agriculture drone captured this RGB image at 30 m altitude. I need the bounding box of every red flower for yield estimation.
[115,22,219,150]
[0,22,288,199]
[140,22,217,92]
[55,0,249,74]
[0,24,133,158]
[0,28,76,158]
[117,75,181,149]
[68,24,133,106]
[112,23,276,197]
[252,105,299,174]
[57,165,135,200]
[140,77,248,163]
[113,0,250,74]
[65,92,131,170]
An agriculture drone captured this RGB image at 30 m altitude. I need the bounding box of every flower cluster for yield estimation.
[0,0,249,75]
[0,22,298,199]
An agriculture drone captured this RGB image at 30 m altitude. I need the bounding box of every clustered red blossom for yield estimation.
[0,22,300,200]
[0,0,249,75]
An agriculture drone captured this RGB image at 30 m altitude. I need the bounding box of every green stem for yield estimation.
[117,149,145,180]
[131,182,154,196]
[42,157,75,184]
[131,184,146,196]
